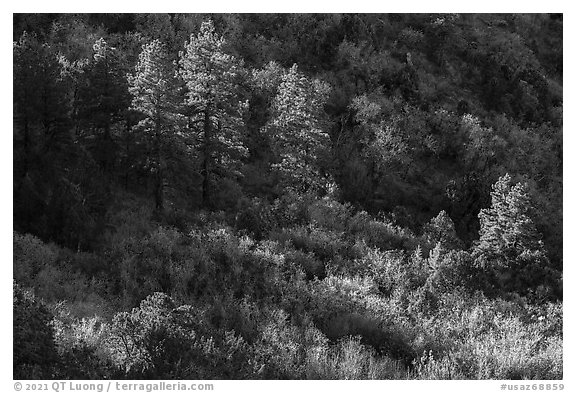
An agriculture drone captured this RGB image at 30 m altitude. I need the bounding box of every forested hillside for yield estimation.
[13,13,562,380]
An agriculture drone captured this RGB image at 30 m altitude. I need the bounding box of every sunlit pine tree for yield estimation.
[128,39,185,211]
[265,64,331,194]
[179,20,248,208]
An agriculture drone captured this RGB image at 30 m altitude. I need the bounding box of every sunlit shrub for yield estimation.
[310,336,407,379]
[411,291,563,380]
[271,225,348,262]
[362,248,427,298]
[348,211,418,251]
[108,293,260,379]
[253,309,328,378]
[51,306,119,379]
[308,275,417,366]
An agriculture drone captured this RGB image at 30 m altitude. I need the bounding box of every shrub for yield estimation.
[108,292,260,379]
[51,309,120,379]
[308,275,417,366]
[34,264,91,302]
[108,292,192,377]
[411,292,563,380]
[284,249,325,279]
[213,178,245,212]
[426,249,485,295]
[270,190,316,228]
[363,248,427,297]
[348,211,418,251]
[118,227,181,307]
[13,282,58,379]
[234,197,275,239]
[13,232,59,287]
[102,195,155,248]
[252,309,328,379]
[271,225,348,263]
[414,324,562,380]
[307,197,353,232]
[310,336,407,379]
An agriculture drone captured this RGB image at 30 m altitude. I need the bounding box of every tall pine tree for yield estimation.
[14,32,73,238]
[264,64,331,193]
[179,20,248,208]
[128,39,185,211]
[76,38,131,175]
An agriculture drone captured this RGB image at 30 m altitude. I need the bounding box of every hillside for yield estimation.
[13,13,562,380]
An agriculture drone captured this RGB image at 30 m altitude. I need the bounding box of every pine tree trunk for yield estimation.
[23,117,29,177]
[202,110,211,209]
[154,117,164,212]
[155,174,164,212]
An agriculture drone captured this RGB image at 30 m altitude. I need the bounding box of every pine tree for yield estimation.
[76,38,131,174]
[423,210,463,250]
[14,33,72,178]
[179,19,248,208]
[128,39,185,211]
[475,173,544,268]
[13,32,74,237]
[265,64,331,193]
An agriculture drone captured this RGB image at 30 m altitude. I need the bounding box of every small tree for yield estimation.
[422,210,463,250]
[475,174,543,263]
[473,174,557,295]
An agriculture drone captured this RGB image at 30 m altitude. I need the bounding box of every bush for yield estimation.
[13,282,58,379]
[426,249,485,295]
[102,194,155,247]
[250,304,408,379]
[348,211,418,251]
[285,249,325,279]
[13,232,59,287]
[411,293,563,380]
[308,275,417,366]
[51,309,120,379]
[117,227,182,306]
[306,336,407,379]
[270,191,316,228]
[108,292,260,379]
[363,248,427,297]
[108,292,193,377]
[234,197,275,239]
[252,309,328,378]
[307,197,353,232]
[271,225,348,263]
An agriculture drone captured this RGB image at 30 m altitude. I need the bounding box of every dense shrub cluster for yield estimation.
[13,187,562,379]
